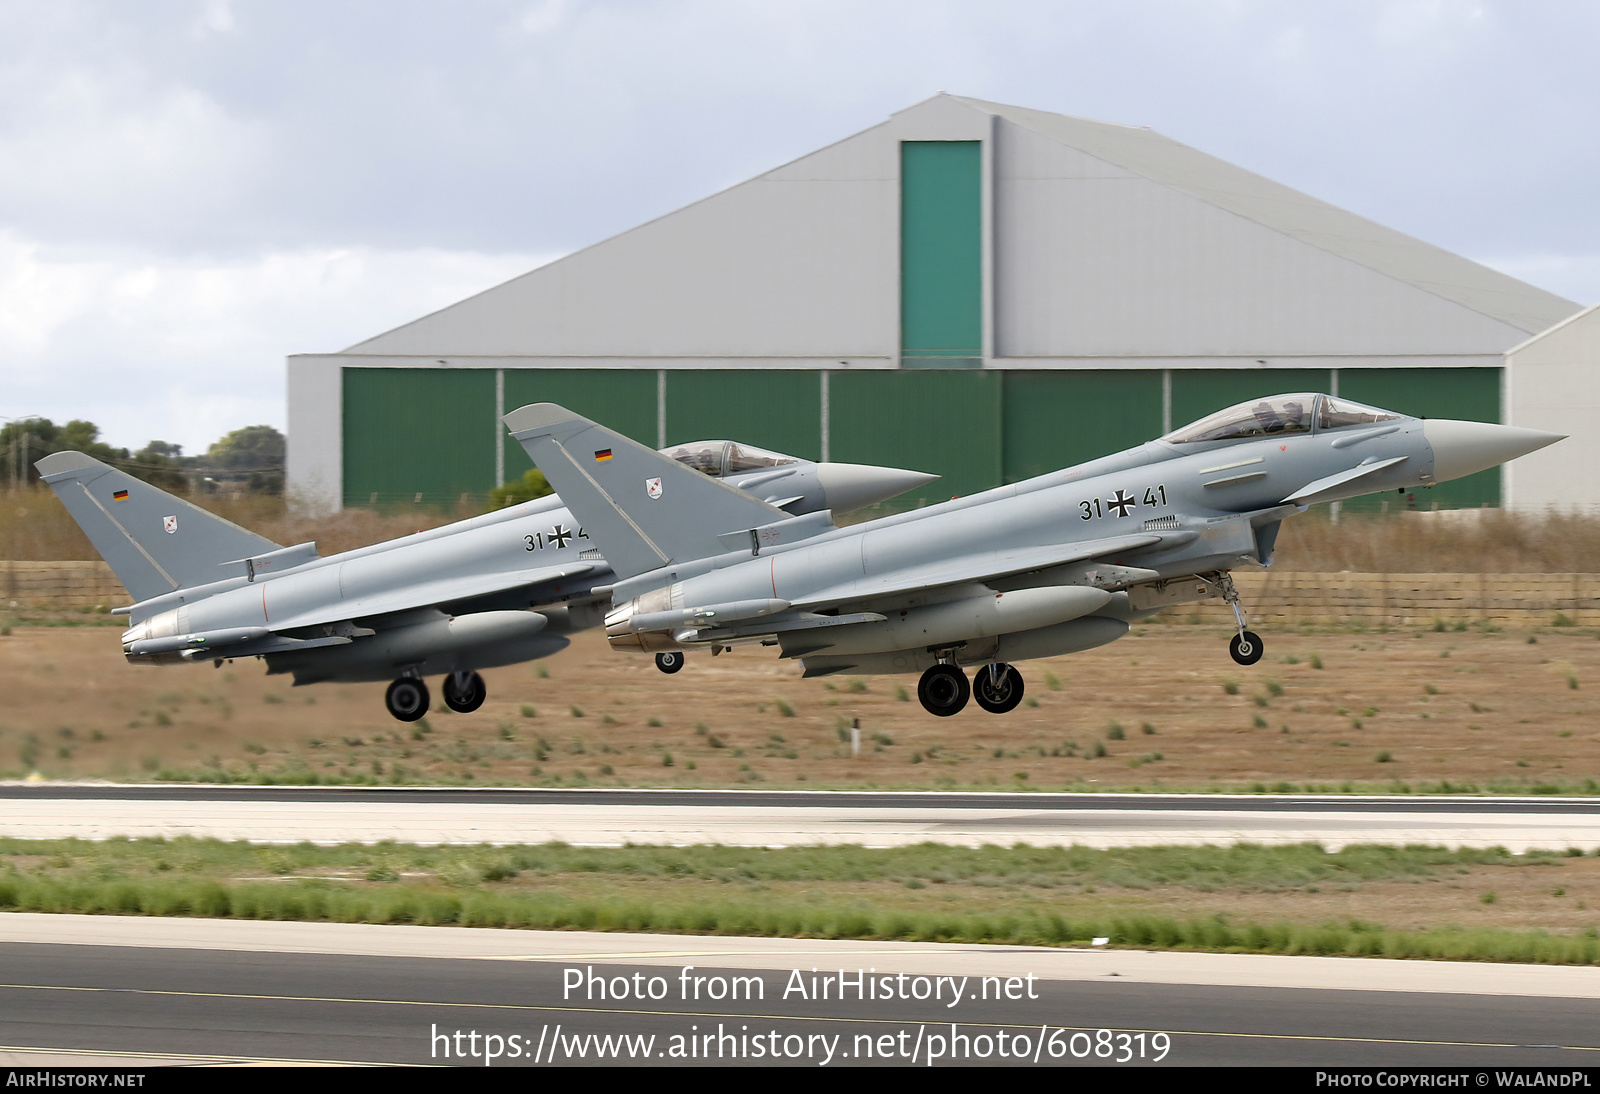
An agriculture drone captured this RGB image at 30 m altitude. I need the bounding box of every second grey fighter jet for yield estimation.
[36,441,934,720]
[504,393,1563,717]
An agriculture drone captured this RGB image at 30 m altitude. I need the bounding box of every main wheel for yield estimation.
[385,677,430,722]
[917,664,970,717]
[442,670,487,713]
[973,664,1025,714]
[655,651,685,674]
[1229,630,1264,666]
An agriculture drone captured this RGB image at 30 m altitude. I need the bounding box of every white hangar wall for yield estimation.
[1506,303,1600,510]
[288,94,1586,513]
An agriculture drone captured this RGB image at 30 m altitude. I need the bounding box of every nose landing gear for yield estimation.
[1216,571,1265,666]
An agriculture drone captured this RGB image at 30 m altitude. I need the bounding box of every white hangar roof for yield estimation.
[335,94,1579,365]
[964,96,1575,339]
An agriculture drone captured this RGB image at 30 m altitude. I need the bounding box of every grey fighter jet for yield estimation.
[35,441,935,720]
[504,393,1563,717]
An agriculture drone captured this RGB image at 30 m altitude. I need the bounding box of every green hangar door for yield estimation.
[900,140,982,368]
[342,368,497,508]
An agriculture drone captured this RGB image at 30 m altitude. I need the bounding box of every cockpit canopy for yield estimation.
[1162,394,1401,444]
[663,440,800,477]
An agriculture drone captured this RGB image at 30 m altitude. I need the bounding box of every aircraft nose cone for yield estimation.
[1422,419,1566,483]
[815,462,938,512]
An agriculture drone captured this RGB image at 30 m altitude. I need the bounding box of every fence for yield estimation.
[3,561,1597,627]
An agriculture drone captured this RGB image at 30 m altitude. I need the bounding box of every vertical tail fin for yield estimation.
[503,403,784,579]
[35,451,280,603]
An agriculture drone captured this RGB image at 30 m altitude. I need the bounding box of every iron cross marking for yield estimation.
[548,524,574,549]
[1106,489,1136,518]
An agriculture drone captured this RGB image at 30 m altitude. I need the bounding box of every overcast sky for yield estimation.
[3,0,1598,453]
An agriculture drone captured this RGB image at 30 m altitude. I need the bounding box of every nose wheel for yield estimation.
[973,663,1025,714]
[443,670,487,713]
[655,651,685,674]
[1229,631,1264,666]
[917,664,970,717]
[384,677,431,722]
[1214,570,1265,666]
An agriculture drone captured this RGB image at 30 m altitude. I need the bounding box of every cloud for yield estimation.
[0,2,1594,262]
[516,0,568,35]
[1,0,1598,456]
[0,233,552,452]
[191,0,237,38]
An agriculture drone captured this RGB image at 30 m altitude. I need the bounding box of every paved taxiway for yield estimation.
[2,785,1598,850]
[5,791,1600,1065]
[2,916,1599,1067]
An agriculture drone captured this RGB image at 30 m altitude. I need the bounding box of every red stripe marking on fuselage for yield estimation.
[262,584,269,623]
[771,556,777,598]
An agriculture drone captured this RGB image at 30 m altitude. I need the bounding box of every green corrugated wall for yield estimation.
[1338,367,1501,509]
[1002,371,1165,482]
[501,369,657,482]
[340,366,1505,512]
[342,368,496,508]
[664,371,822,460]
[830,371,1001,503]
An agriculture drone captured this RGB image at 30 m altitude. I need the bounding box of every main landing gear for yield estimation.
[383,670,488,721]
[385,676,430,722]
[1216,571,1265,666]
[655,651,685,674]
[917,664,969,717]
[443,670,487,713]
[917,660,1025,717]
[973,663,1026,714]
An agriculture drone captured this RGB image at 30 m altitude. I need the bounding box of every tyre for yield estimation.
[917,664,970,717]
[443,671,487,713]
[973,664,1025,714]
[1229,630,1264,666]
[385,677,431,722]
[655,651,685,674]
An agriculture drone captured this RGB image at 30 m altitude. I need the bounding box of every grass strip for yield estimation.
[4,838,1600,964]
[2,873,1599,965]
[5,838,1590,889]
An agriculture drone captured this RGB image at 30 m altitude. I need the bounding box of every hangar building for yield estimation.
[286,94,1586,514]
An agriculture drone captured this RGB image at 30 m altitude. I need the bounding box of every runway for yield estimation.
[2,784,1597,850]
[4,790,1600,1067]
[3,915,1600,1067]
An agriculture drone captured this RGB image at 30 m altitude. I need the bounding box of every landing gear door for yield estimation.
[1127,575,1224,612]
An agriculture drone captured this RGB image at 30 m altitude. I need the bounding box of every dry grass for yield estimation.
[4,621,1600,792]
[0,486,467,561]
[1275,508,1600,573]
[6,484,1600,571]
[5,840,1600,960]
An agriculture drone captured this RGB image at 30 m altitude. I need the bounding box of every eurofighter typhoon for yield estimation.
[504,394,1563,717]
[35,442,934,720]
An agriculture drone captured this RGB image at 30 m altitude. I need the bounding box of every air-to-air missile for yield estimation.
[504,393,1564,717]
[35,441,935,720]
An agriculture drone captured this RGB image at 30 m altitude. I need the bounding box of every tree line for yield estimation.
[2,418,286,495]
